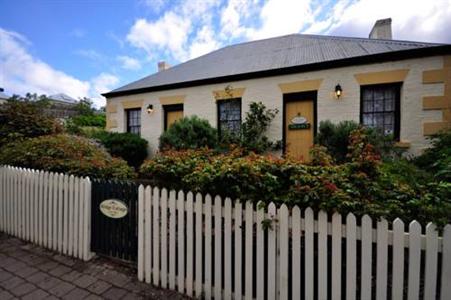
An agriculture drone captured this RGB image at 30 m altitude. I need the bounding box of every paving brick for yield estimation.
[17,254,48,266]
[27,272,50,284]
[61,287,90,300]
[36,276,63,290]
[61,270,83,282]
[121,292,145,300]
[0,270,13,282]
[87,280,112,295]
[0,235,188,300]
[22,289,49,300]
[123,280,149,293]
[0,275,25,289]
[8,249,28,260]
[98,270,131,287]
[9,282,36,297]
[84,294,104,300]
[52,255,77,267]
[102,287,128,300]
[36,261,59,272]
[0,257,21,269]
[48,265,71,277]
[13,266,39,278]
[3,260,27,273]
[0,290,15,300]
[73,274,97,288]
[47,280,76,297]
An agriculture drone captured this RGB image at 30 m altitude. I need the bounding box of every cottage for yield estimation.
[104,19,451,159]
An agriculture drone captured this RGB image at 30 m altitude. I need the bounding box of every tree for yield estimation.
[238,101,279,153]
[0,99,62,147]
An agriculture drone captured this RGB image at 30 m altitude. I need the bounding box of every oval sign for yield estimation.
[99,199,128,219]
[291,115,307,124]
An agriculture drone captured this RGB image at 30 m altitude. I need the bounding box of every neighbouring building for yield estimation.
[45,93,79,119]
[103,19,451,159]
[0,88,9,104]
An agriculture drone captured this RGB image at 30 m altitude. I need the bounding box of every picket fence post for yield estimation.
[0,167,93,261]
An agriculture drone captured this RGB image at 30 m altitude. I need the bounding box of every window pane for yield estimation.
[363,100,373,113]
[374,99,384,112]
[218,99,241,135]
[362,114,373,126]
[127,108,141,135]
[361,84,399,139]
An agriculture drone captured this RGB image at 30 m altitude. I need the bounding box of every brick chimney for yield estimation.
[369,18,392,40]
[158,61,170,72]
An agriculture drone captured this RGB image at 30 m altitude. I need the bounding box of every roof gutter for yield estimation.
[103,45,451,98]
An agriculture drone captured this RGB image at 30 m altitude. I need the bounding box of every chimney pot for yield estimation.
[158,61,170,72]
[369,18,392,40]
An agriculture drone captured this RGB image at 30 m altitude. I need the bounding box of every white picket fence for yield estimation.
[0,166,93,260]
[137,185,451,300]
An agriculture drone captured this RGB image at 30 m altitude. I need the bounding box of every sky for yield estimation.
[1,0,450,107]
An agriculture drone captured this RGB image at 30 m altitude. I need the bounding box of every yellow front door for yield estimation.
[285,100,315,161]
[166,110,183,129]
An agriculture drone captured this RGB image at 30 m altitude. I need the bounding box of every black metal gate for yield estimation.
[91,179,139,263]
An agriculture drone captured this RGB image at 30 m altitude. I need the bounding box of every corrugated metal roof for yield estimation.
[48,93,78,104]
[0,91,9,100]
[109,34,445,95]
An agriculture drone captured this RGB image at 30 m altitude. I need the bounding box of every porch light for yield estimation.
[146,104,154,114]
[335,84,343,99]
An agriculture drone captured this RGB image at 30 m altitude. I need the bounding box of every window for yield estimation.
[217,99,241,136]
[361,83,401,139]
[126,108,141,135]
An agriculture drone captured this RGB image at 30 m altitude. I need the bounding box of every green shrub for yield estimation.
[91,131,148,169]
[159,116,218,150]
[139,137,451,226]
[0,134,135,179]
[315,120,359,162]
[70,114,106,127]
[0,100,62,147]
[316,120,403,162]
[414,130,451,181]
[238,102,279,153]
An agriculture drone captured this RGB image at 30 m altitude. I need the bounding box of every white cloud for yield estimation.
[188,26,220,59]
[90,73,120,107]
[126,0,221,63]
[117,55,142,70]
[0,28,90,99]
[220,0,258,40]
[245,0,314,39]
[324,0,451,43]
[126,13,191,61]
[0,28,120,108]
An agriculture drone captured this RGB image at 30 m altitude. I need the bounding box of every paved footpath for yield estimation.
[0,233,188,299]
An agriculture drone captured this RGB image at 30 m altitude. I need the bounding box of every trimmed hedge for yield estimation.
[90,131,148,169]
[0,134,135,179]
[159,116,218,150]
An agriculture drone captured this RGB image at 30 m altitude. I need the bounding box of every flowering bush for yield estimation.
[0,99,63,147]
[140,131,451,226]
[0,134,135,179]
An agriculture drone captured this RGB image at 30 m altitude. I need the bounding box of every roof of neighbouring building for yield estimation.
[104,33,450,97]
[48,93,78,104]
[0,90,9,100]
